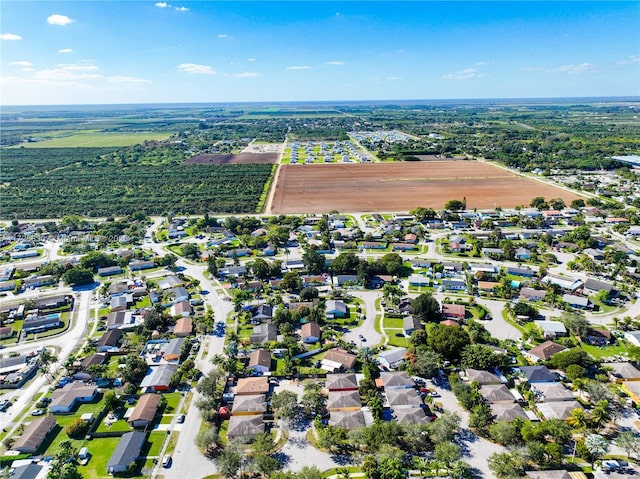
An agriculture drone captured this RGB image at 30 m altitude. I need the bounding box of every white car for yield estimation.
[162,455,172,468]
[31,409,45,416]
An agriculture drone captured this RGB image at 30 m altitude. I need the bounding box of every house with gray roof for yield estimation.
[107,431,146,474]
[379,371,414,389]
[385,388,423,408]
[521,365,557,383]
[327,390,362,411]
[227,415,264,439]
[479,384,515,403]
[329,410,366,430]
[377,348,407,370]
[250,324,278,344]
[325,373,358,391]
[393,408,430,424]
[12,416,57,454]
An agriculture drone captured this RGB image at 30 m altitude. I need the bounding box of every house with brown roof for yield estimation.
[325,373,358,391]
[442,303,465,320]
[528,340,567,362]
[128,394,161,428]
[173,317,193,337]
[247,350,272,374]
[12,416,57,454]
[171,300,192,318]
[300,322,321,343]
[0,326,13,340]
[97,329,122,352]
[235,377,269,395]
[327,390,362,411]
[231,394,267,416]
[477,281,499,292]
[322,348,357,371]
[227,415,264,439]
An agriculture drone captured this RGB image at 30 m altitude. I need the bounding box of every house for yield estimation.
[129,260,155,271]
[325,300,348,318]
[49,383,98,413]
[231,394,267,416]
[0,281,16,292]
[329,410,366,430]
[335,274,359,286]
[621,381,640,405]
[250,323,278,344]
[128,394,161,428]
[479,384,515,403]
[410,258,432,268]
[394,408,430,424]
[624,331,640,347]
[106,311,134,330]
[163,338,185,362]
[533,383,575,402]
[170,287,189,303]
[325,373,358,391]
[377,348,407,370]
[535,320,568,339]
[252,305,273,322]
[528,341,567,362]
[385,388,423,408]
[441,279,467,291]
[227,415,264,439]
[235,377,269,396]
[562,294,591,309]
[300,322,321,343]
[171,301,192,318]
[465,369,502,385]
[537,400,583,420]
[392,243,416,251]
[22,276,55,289]
[22,314,62,334]
[541,275,583,293]
[521,365,557,383]
[440,319,460,328]
[477,281,499,292]
[481,248,504,258]
[8,463,45,479]
[107,431,146,475]
[79,353,107,371]
[173,317,193,337]
[491,403,528,422]
[403,316,422,336]
[525,471,575,479]
[157,275,183,290]
[140,364,179,392]
[327,390,362,411]
[110,295,129,312]
[0,326,13,340]
[507,266,534,277]
[582,278,614,297]
[608,362,640,383]
[379,371,414,389]
[12,416,57,454]
[97,266,123,277]
[97,329,122,352]
[520,288,547,301]
[322,348,357,371]
[442,304,465,320]
[247,350,272,374]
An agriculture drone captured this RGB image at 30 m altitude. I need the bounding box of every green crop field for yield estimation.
[15,131,171,148]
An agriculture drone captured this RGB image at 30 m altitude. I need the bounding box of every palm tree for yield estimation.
[566,408,590,432]
[585,433,610,466]
[590,400,612,431]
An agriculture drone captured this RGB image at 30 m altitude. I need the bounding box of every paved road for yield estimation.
[343,291,383,346]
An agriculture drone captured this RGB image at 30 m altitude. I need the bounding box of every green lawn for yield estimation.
[162,392,181,414]
[77,436,122,479]
[383,317,404,329]
[580,342,630,359]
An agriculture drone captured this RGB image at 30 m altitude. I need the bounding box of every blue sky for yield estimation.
[1,1,638,105]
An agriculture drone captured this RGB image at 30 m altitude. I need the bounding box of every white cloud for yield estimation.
[175,6,189,12]
[521,66,546,72]
[217,34,229,39]
[441,68,487,80]
[20,68,36,72]
[59,48,74,54]
[247,58,256,62]
[47,14,75,26]
[226,72,260,78]
[10,61,32,67]
[475,61,488,66]
[33,68,101,82]
[107,76,152,85]
[325,61,344,66]
[548,63,598,74]
[155,2,170,8]
[59,64,100,72]
[177,63,214,75]
[386,76,402,81]
[1,33,22,41]
[287,65,311,70]
[617,55,640,65]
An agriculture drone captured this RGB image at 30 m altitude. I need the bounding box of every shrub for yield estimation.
[65,419,90,439]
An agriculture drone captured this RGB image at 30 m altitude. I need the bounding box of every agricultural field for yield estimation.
[269,160,583,214]
[14,131,171,148]
[185,152,279,164]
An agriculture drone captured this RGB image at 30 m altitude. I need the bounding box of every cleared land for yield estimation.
[269,161,582,214]
[15,131,171,148]
[185,153,279,165]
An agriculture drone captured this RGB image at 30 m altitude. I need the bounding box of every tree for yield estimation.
[252,433,276,455]
[302,248,326,274]
[65,418,90,439]
[196,425,219,456]
[489,420,523,446]
[434,442,462,468]
[460,344,507,370]
[300,381,326,417]
[548,348,594,371]
[330,252,360,274]
[584,433,609,465]
[62,267,94,286]
[39,348,59,382]
[271,390,299,421]
[104,390,123,412]
[428,411,461,444]
[297,466,324,479]
[615,430,640,459]
[253,453,281,476]
[280,272,302,292]
[216,442,242,478]
[469,403,494,434]
[487,449,528,479]
[566,408,590,431]
[444,199,464,211]
[530,196,548,210]
[250,258,271,280]
[409,348,441,378]
[381,284,404,309]
[427,324,470,362]
[411,293,441,322]
[122,354,148,385]
[299,286,319,301]
[512,301,538,321]
[590,400,612,430]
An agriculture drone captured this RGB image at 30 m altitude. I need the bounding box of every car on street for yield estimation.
[31,409,45,416]
[359,334,366,342]
[177,414,185,424]
[162,455,172,468]
[0,400,11,412]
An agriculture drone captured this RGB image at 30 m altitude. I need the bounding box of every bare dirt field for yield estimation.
[268,161,583,214]
[185,153,279,165]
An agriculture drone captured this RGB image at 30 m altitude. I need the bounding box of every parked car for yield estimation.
[177,414,185,424]
[0,400,11,412]
[31,409,45,416]
[162,455,172,468]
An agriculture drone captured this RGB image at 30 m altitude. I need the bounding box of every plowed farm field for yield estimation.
[268,161,582,214]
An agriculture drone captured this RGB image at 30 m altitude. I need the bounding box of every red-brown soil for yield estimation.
[185,153,279,165]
